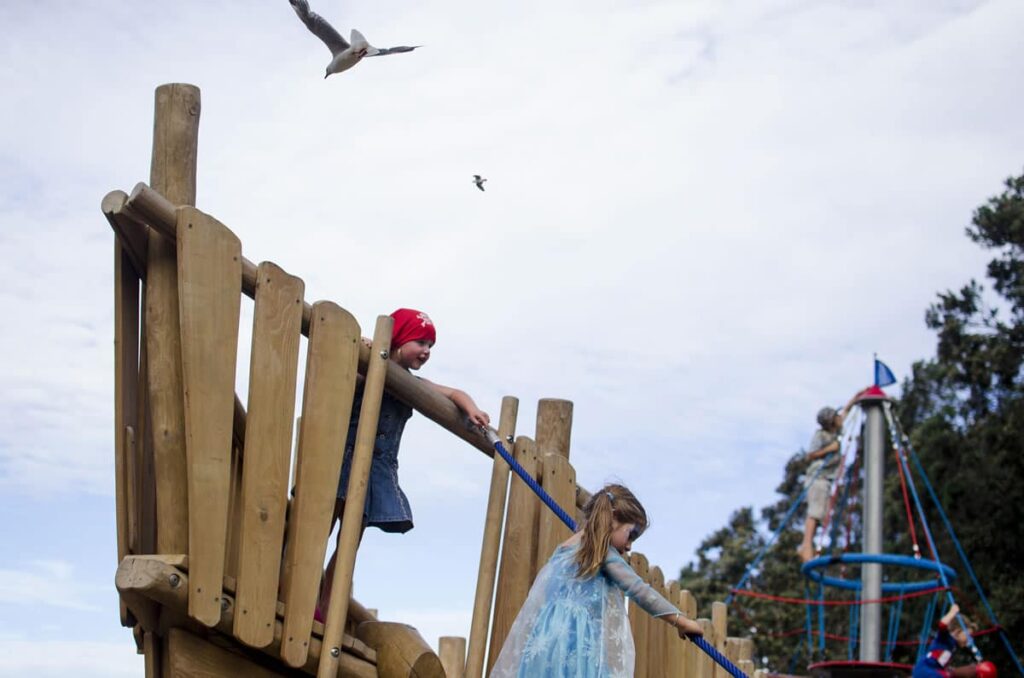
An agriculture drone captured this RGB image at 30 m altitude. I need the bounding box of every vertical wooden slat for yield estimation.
[466,396,518,678]
[279,302,360,667]
[439,636,467,678]
[534,454,576,573]
[680,589,698,678]
[233,263,304,648]
[712,602,728,678]
[143,631,161,678]
[487,436,540,675]
[697,619,714,678]
[148,83,200,557]
[725,637,743,675]
[647,566,666,675]
[318,316,392,678]
[114,240,140,570]
[177,206,242,626]
[629,552,650,678]
[667,580,683,678]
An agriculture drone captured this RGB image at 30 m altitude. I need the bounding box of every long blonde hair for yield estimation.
[574,483,648,579]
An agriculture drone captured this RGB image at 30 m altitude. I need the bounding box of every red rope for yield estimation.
[730,586,948,606]
[892,444,921,555]
[754,625,1001,645]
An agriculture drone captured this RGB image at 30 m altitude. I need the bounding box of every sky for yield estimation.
[1,0,1022,675]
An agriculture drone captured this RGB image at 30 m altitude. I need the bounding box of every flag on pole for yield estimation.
[874,359,897,387]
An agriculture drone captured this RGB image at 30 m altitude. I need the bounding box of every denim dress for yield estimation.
[336,382,415,533]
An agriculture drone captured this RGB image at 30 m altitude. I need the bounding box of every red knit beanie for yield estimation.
[390,308,436,348]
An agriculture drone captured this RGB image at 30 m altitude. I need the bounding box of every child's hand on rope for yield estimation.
[674,614,704,639]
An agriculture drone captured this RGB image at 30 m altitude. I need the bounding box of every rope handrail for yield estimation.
[482,429,750,678]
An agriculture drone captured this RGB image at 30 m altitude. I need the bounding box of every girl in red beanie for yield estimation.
[318,308,489,618]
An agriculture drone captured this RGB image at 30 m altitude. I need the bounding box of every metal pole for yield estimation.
[860,401,885,661]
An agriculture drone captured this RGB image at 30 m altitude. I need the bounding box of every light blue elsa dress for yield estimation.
[490,542,681,678]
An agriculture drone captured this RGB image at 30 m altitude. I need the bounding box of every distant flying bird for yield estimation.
[288,0,420,78]
[473,175,488,192]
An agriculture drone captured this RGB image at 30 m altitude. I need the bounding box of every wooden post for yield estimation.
[317,316,393,678]
[147,84,199,557]
[233,263,304,648]
[628,552,651,678]
[439,636,467,678]
[533,454,576,574]
[177,206,242,626]
[465,396,518,678]
[711,602,728,678]
[535,398,573,458]
[487,436,541,675]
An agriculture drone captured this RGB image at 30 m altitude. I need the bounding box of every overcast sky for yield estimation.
[1,0,1022,675]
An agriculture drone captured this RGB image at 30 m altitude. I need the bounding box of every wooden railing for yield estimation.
[107,83,756,678]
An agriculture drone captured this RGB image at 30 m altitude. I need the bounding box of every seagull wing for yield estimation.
[289,0,349,55]
[473,175,482,181]
[365,45,421,57]
[477,183,485,192]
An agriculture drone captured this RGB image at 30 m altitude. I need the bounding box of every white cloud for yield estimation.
[0,639,141,677]
[0,560,102,611]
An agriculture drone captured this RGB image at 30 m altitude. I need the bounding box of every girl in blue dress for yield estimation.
[491,483,703,677]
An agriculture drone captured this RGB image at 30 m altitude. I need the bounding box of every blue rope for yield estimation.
[817,582,826,656]
[882,405,983,662]
[805,581,814,659]
[885,590,904,662]
[849,595,860,660]
[726,454,835,604]
[485,432,750,678]
[788,636,804,675]
[917,591,939,663]
[895,419,1024,676]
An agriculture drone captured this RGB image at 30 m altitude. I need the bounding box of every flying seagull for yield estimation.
[473,175,488,192]
[288,0,420,78]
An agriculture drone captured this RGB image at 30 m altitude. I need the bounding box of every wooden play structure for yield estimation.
[106,83,760,677]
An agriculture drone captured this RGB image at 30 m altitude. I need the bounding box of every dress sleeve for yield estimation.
[602,548,681,618]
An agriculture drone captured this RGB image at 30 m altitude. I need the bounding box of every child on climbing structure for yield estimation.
[913,603,995,678]
[799,388,867,563]
[318,308,490,617]
[490,483,703,677]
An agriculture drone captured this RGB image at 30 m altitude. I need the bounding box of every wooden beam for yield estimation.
[115,556,377,676]
[439,636,466,678]
[356,621,445,678]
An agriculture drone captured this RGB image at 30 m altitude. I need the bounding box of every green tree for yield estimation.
[677,170,1024,672]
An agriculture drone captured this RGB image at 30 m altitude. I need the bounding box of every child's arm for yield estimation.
[939,604,960,629]
[805,439,840,461]
[422,379,491,427]
[603,550,702,637]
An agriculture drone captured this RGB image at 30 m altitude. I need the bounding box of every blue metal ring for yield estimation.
[801,553,957,593]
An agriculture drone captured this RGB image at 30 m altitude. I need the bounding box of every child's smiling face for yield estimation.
[394,339,433,370]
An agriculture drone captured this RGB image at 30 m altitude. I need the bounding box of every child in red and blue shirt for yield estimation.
[913,604,992,678]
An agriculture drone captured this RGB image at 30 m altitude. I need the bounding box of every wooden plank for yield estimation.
[233,262,304,648]
[167,627,290,678]
[357,622,445,678]
[147,84,200,559]
[486,436,540,675]
[667,580,683,678]
[104,191,149,280]
[317,315,392,678]
[534,453,576,575]
[439,636,466,678]
[279,301,360,667]
[143,631,161,678]
[739,638,754,663]
[114,240,141,574]
[628,552,650,678]
[647,566,666,676]
[712,601,728,678]
[465,396,518,678]
[680,589,698,678]
[697,619,713,678]
[177,205,242,626]
[725,637,743,672]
